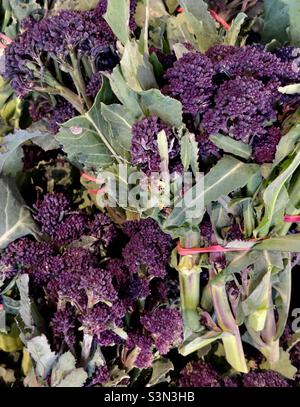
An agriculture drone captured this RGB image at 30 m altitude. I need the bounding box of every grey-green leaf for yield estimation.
[164,156,259,230]
[16,274,34,331]
[180,0,219,51]
[139,89,183,127]
[0,129,53,177]
[27,335,57,379]
[56,368,88,387]
[210,133,252,159]
[255,150,300,237]
[120,40,158,91]
[104,0,130,45]
[274,124,300,165]
[146,358,174,387]
[224,13,247,46]
[56,93,129,169]
[0,178,39,249]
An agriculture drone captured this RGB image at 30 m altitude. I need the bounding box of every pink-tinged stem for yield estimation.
[0,33,13,45]
[81,172,99,183]
[209,10,231,30]
[88,188,106,195]
[177,242,253,255]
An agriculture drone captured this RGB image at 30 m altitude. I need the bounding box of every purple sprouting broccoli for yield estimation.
[48,100,77,134]
[208,45,299,83]
[51,306,77,348]
[33,192,89,245]
[120,275,151,309]
[5,1,137,99]
[202,76,278,144]
[105,258,128,289]
[30,97,76,134]
[273,46,299,62]
[86,72,103,98]
[88,213,118,249]
[80,302,125,346]
[34,193,119,247]
[33,192,71,236]
[252,127,282,164]
[46,247,117,309]
[141,308,183,354]
[1,238,55,283]
[106,259,150,309]
[163,52,215,115]
[205,44,239,64]
[90,365,110,386]
[29,97,76,134]
[52,214,88,245]
[78,267,118,307]
[4,7,112,100]
[222,376,240,387]
[125,332,154,369]
[122,218,173,279]
[242,371,290,387]
[131,116,182,175]
[179,361,221,387]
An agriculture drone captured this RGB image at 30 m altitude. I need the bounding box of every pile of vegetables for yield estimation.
[1,0,300,388]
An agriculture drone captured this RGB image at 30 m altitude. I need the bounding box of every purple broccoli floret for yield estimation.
[4,6,114,98]
[46,247,118,309]
[163,52,215,115]
[273,46,299,62]
[48,100,77,134]
[86,72,103,98]
[242,371,290,387]
[51,306,77,348]
[202,76,278,143]
[206,44,239,63]
[141,308,183,354]
[125,332,154,369]
[88,213,118,249]
[78,267,118,307]
[33,192,89,245]
[122,218,173,279]
[91,365,110,386]
[80,302,125,346]
[1,238,55,283]
[52,214,88,245]
[213,45,299,83]
[252,127,282,164]
[33,192,71,235]
[29,97,76,134]
[131,116,181,175]
[179,361,221,387]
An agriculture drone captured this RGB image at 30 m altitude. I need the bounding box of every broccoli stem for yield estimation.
[179,267,201,333]
[177,232,202,335]
[70,51,92,111]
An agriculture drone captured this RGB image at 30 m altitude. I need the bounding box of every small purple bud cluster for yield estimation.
[131,116,182,175]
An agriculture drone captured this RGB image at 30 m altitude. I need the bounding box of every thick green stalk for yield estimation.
[70,51,92,110]
[210,268,248,373]
[27,62,85,113]
[179,262,201,333]
[260,289,280,363]
[177,232,201,335]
